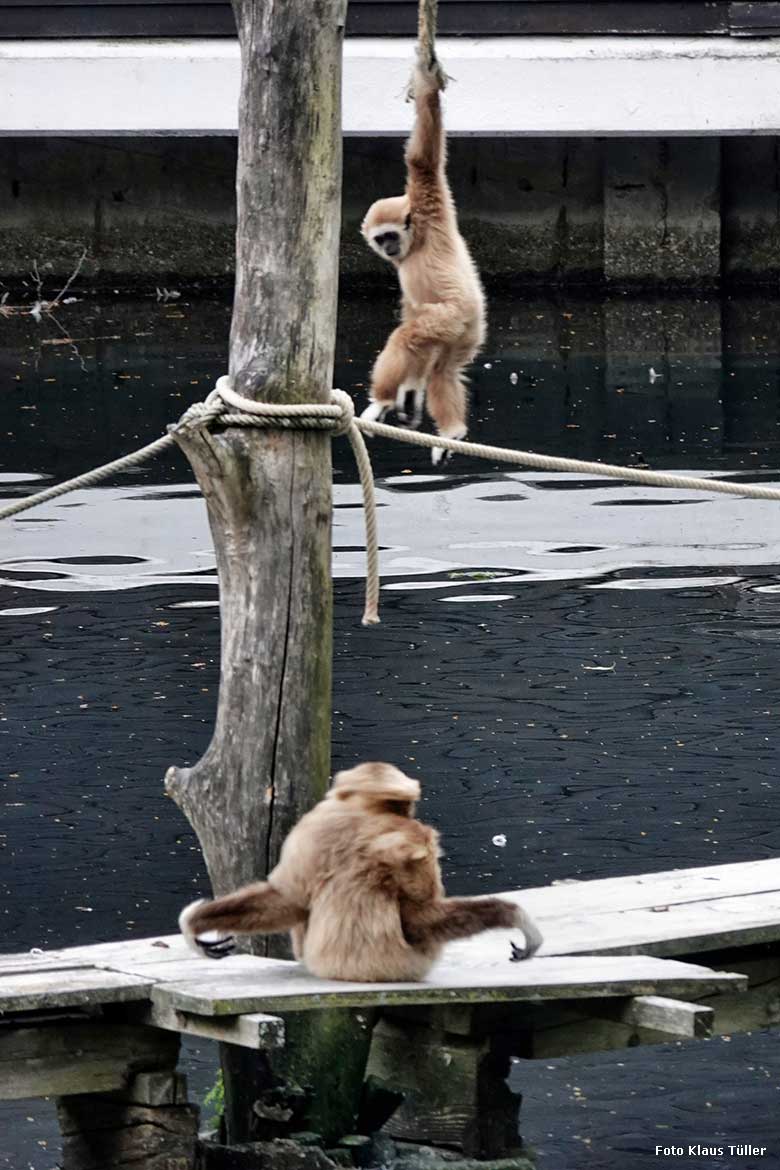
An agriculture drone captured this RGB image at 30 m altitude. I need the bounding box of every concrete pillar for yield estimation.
[604,139,720,286]
[722,138,780,283]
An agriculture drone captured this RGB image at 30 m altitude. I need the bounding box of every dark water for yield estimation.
[1,291,780,1168]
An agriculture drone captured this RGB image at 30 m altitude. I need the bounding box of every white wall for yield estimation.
[2,36,780,136]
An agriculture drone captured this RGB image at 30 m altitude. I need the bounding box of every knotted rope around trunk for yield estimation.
[0,378,380,626]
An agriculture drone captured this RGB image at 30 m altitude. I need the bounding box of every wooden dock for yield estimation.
[2,856,779,1168]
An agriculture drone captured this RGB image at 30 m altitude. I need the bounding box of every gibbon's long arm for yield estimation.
[404,67,447,220]
[179,882,307,958]
[402,896,543,958]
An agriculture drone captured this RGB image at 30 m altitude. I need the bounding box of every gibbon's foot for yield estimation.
[361,401,389,427]
[194,932,236,960]
[395,385,425,429]
[431,425,467,467]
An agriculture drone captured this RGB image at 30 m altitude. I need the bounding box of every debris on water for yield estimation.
[492,833,507,847]
[649,366,663,384]
[509,371,519,384]
[582,663,616,672]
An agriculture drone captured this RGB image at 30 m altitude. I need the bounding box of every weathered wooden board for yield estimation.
[503,857,780,920]
[63,936,192,966]
[0,967,152,1012]
[100,955,274,983]
[601,994,714,1038]
[0,1021,179,1099]
[138,998,285,1050]
[0,956,93,976]
[151,954,746,1016]
[446,888,780,966]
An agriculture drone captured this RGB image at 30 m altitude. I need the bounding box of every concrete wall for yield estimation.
[1,136,779,287]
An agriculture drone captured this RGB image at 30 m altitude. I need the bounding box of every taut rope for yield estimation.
[4,379,780,626]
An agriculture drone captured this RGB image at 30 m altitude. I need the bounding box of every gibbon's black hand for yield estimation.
[195,934,236,959]
[509,940,529,962]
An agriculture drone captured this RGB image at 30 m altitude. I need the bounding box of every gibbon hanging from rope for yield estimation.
[360,22,485,464]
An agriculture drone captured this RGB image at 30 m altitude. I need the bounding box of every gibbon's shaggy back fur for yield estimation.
[179,763,542,982]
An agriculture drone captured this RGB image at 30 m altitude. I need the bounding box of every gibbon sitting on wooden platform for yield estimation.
[179,762,542,982]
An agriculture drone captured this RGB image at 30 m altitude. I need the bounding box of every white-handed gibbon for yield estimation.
[360,55,486,464]
[179,762,542,982]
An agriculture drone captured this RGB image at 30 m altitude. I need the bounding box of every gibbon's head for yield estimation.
[361,196,413,265]
[329,762,420,816]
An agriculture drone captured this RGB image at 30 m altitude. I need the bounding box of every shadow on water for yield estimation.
[1,291,780,1167]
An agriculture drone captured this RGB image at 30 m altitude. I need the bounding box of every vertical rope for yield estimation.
[418,0,437,66]
[416,0,447,88]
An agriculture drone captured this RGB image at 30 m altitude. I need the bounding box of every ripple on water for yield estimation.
[0,606,58,617]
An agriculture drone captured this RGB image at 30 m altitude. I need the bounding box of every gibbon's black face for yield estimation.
[367,219,412,263]
[375,229,402,258]
[362,198,414,264]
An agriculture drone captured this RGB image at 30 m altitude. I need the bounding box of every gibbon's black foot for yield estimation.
[509,939,532,963]
[394,386,425,430]
[195,934,236,959]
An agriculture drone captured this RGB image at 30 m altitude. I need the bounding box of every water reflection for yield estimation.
[2,291,780,1169]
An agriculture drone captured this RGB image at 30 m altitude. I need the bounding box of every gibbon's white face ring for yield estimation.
[367,220,411,263]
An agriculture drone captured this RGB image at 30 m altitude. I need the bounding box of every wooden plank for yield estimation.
[139,998,285,1050]
[100,955,276,983]
[0,967,152,1012]
[537,888,780,957]
[609,994,714,1037]
[152,955,745,1016]
[500,857,780,920]
[60,935,190,966]
[0,1020,179,1100]
[446,888,780,966]
[0,956,92,976]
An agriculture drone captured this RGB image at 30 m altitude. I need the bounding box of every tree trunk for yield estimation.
[165,0,349,1144]
[167,0,346,929]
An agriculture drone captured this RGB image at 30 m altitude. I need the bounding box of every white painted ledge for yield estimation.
[3,36,780,136]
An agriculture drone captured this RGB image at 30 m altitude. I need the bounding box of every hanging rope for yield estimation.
[417,0,445,82]
[418,0,442,72]
[212,378,380,625]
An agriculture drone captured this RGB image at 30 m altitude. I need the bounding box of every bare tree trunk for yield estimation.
[167,0,346,919]
[165,0,351,1145]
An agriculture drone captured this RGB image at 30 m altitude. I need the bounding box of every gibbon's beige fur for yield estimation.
[179,762,542,982]
[360,56,486,464]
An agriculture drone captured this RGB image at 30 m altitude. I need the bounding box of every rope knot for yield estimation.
[173,397,226,433]
[329,388,356,437]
